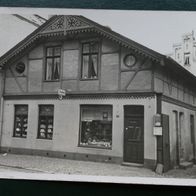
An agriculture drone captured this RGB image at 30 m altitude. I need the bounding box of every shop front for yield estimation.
[0,94,157,169]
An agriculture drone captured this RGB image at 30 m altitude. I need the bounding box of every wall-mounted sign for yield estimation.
[153,127,162,136]
[153,114,161,127]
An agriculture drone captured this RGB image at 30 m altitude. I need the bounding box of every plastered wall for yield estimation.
[1,96,156,161]
[162,101,196,166]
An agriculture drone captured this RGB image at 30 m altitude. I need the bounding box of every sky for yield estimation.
[1,8,196,56]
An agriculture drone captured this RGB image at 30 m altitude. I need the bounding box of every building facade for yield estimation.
[170,31,196,76]
[0,15,196,172]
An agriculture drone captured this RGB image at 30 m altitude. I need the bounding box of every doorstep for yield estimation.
[121,162,143,167]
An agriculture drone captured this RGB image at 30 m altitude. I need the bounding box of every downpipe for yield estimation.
[0,70,5,152]
[0,97,4,151]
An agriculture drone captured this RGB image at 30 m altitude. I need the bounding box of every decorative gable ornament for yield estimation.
[0,15,165,68]
[48,16,64,31]
[41,16,90,34]
[67,16,88,28]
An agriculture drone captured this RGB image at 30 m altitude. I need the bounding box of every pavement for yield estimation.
[0,153,160,177]
[0,153,196,181]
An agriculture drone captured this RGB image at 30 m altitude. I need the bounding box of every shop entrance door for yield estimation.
[124,106,144,163]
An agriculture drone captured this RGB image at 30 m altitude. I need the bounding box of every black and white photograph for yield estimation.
[0,7,196,186]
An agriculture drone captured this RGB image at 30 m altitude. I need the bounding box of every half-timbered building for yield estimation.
[0,15,196,172]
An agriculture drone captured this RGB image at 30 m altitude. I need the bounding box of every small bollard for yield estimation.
[155,163,163,174]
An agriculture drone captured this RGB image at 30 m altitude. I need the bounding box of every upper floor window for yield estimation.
[184,54,190,65]
[81,42,99,80]
[45,46,61,81]
[38,105,54,140]
[13,105,28,138]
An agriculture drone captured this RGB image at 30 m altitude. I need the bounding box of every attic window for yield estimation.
[81,42,99,80]
[45,46,61,81]
[15,62,25,74]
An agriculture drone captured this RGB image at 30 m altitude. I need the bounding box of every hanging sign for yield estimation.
[58,89,66,96]
[57,89,66,100]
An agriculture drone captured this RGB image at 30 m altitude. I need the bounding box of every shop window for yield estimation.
[79,105,112,149]
[38,105,54,140]
[45,46,61,81]
[81,42,99,79]
[13,105,28,138]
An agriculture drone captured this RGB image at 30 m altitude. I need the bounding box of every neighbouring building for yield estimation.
[0,15,196,172]
[170,31,196,76]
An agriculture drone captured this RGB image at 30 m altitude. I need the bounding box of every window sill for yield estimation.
[13,136,27,139]
[43,80,60,82]
[80,78,99,81]
[37,137,53,140]
[79,144,112,150]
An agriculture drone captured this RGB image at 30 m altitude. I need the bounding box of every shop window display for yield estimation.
[80,105,112,149]
[13,105,28,138]
[38,105,54,140]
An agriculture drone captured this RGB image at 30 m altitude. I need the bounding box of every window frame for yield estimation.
[78,104,113,150]
[80,40,100,81]
[13,105,28,138]
[184,53,190,66]
[44,46,61,82]
[37,104,54,140]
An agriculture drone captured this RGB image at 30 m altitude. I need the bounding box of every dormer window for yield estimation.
[45,46,61,81]
[81,42,99,80]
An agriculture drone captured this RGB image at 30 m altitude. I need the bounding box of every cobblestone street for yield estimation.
[0,153,196,180]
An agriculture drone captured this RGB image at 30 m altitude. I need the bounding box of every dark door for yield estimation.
[124,106,144,163]
[162,114,170,172]
[178,112,184,162]
[190,115,196,163]
[173,111,179,166]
